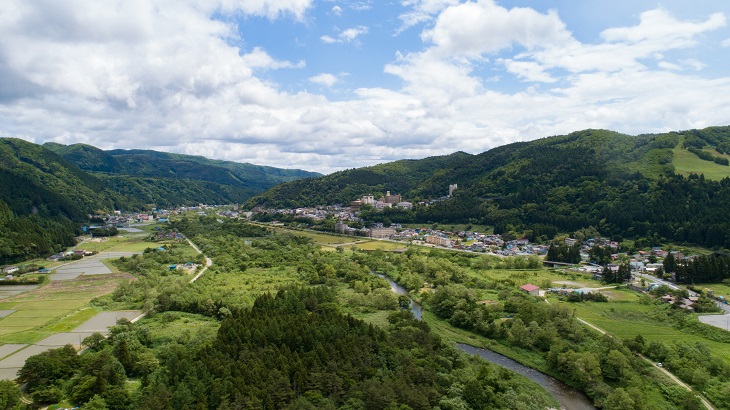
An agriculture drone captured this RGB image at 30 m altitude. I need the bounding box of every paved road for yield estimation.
[698,314,730,331]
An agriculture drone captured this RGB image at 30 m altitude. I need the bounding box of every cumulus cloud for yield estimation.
[309,73,339,87]
[422,0,572,57]
[331,5,343,16]
[1,0,729,175]
[397,0,459,33]
[321,25,369,44]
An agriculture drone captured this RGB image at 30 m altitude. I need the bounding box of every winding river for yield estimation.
[376,273,596,410]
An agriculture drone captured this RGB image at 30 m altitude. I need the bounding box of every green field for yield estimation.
[697,282,730,301]
[673,146,730,180]
[555,298,730,364]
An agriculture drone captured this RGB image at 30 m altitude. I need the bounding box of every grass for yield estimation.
[269,227,361,245]
[695,282,730,301]
[673,146,730,180]
[353,240,408,252]
[138,312,220,346]
[556,297,730,364]
[193,266,304,307]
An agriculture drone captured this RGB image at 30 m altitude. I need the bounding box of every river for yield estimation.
[376,272,595,410]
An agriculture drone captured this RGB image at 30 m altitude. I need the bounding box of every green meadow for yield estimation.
[673,146,730,180]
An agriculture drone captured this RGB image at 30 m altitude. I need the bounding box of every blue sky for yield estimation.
[2,0,730,173]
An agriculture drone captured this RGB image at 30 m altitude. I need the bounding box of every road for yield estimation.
[186,238,213,283]
[575,316,715,410]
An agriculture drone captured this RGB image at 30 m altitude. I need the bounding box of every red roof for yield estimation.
[520,284,539,292]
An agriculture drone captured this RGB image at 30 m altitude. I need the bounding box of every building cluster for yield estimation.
[660,294,699,311]
[351,191,412,210]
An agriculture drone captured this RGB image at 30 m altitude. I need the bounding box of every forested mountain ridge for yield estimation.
[246,126,730,249]
[44,142,321,205]
[0,138,319,262]
[244,151,473,208]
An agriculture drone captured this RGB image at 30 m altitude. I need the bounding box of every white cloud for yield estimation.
[422,0,572,58]
[241,47,305,70]
[309,73,339,87]
[331,5,343,16]
[397,0,459,33]
[723,38,730,47]
[1,0,730,175]
[321,25,369,44]
[500,59,556,83]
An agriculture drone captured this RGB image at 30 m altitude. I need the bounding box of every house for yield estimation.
[520,284,540,296]
[370,226,396,239]
[3,266,19,274]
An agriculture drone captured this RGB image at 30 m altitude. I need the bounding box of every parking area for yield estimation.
[698,313,730,331]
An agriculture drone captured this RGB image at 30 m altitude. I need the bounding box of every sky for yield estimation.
[2,1,730,174]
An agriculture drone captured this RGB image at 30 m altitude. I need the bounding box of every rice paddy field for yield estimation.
[0,274,132,344]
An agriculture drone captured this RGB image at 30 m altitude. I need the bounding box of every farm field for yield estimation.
[0,273,132,344]
[696,282,730,301]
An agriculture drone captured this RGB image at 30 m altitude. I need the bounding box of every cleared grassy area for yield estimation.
[269,227,361,245]
[696,282,730,301]
[354,240,408,252]
[139,312,220,346]
[673,146,730,180]
[76,236,159,253]
[192,266,304,307]
[556,298,730,364]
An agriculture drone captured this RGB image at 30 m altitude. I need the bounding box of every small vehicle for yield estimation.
[656,362,663,367]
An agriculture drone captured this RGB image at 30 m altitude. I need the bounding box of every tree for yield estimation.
[84,395,109,410]
[82,332,107,351]
[0,380,20,410]
[602,388,635,410]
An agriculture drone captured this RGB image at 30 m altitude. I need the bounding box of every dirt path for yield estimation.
[187,238,212,283]
[575,316,715,410]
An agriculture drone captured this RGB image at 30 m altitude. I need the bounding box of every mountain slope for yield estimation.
[44,143,321,206]
[246,127,730,249]
[244,151,473,208]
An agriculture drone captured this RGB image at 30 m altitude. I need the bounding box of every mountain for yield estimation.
[244,151,473,208]
[44,143,320,206]
[246,127,730,249]
[0,139,319,263]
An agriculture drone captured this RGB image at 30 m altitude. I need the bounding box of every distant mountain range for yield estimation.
[42,142,320,208]
[247,126,730,250]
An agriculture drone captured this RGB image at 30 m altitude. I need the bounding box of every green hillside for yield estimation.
[246,127,730,249]
[244,151,473,208]
[0,139,320,262]
[45,143,320,197]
